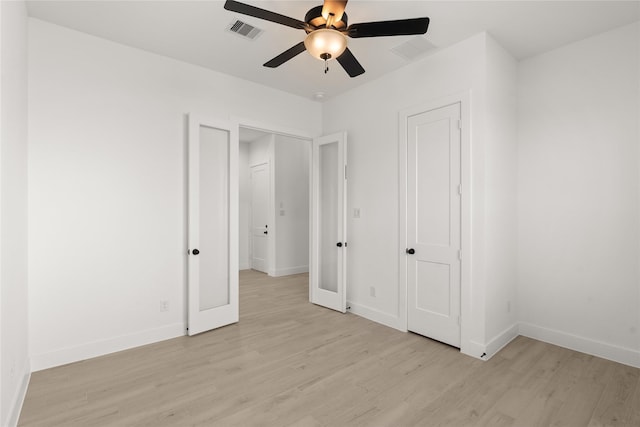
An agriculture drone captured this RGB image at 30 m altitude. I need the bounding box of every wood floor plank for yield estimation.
[18,270,640,426]
[588,363,640,427]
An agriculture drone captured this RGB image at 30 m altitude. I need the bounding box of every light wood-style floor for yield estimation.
[19,270,640,426]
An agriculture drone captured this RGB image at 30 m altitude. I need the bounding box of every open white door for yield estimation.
[310,132,347,313]
[188,114,238,336]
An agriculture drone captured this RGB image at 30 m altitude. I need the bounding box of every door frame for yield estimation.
[398,91,472,355]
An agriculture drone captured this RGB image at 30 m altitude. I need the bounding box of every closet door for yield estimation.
[406,103,461,347]
[187,114,238,335]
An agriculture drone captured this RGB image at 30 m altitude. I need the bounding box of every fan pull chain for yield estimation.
[320,53,331,74]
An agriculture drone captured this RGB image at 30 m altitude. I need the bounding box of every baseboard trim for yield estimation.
[347,301,405,332]
[7,359,31,427]
[485,323,520,359]
[519,322,640,368]
[272,265,309,277]
[31,323,186,372]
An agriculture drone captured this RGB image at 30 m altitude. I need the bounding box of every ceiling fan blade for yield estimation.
[322,0,348,23]
[264,42,307,68]
[224,0,307,30]
[347,17,430,38]
[336,48,365,78]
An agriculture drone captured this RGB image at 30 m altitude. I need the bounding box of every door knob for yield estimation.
[406,248,415,254]
[336,242,343,247]
[264,231,268,234]
[192,249,200,255]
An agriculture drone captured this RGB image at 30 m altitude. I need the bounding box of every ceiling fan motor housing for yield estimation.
[304,5,348,32]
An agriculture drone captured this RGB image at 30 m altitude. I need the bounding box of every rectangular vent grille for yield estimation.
[391,36,436,61]
[227,20,263,40]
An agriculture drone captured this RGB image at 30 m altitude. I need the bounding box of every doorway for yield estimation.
[239,127,311,278]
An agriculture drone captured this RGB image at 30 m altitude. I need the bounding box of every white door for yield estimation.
[187,114,238,336]
[310,132,347,313]
[406,103,461,347]
[250,163,269,273]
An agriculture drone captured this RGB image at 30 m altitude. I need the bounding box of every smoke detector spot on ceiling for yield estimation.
[227,19,263,40]
[390,36,436,61]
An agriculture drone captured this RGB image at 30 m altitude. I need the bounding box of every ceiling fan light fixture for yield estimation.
[304,29,347,61]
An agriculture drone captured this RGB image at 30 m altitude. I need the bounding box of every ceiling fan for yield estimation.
[224,0,430,77]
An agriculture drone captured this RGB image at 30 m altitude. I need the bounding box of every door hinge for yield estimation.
[458,184,462,195]
[344,165,347,180]
[457,119,462,130]
[458,250,462,261]
[457,315,461,326]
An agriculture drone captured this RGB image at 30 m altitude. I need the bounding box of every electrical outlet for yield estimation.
[354,208,361,218]
[160,300,169,312]
[370,286,376,297]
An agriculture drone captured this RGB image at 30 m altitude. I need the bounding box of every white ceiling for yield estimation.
[27,1,640,101]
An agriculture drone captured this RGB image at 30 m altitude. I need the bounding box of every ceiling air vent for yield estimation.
[391,36,436,61]
[227,19,263,40]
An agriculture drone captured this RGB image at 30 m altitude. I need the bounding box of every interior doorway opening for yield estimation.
[238,127,312,279]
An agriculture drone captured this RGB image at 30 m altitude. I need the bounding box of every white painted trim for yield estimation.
[6,359,31,427]
[484,323,519,360]
[272,265,309,277]
[230,116,316,141]
[347,301,405,332]
[398,91,472,355]
[268,137,276,277]
[519,322,640,369]
[30,323,185,372]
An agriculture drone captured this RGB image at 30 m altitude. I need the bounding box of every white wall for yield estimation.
[1,1,30,425]
[483,36,519,353]
[248,134,272,167]
[517,22,640,367]
[274,135,310,276]
[28,18,321,371]
[239,142,250,270]
[322,32,517,358]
